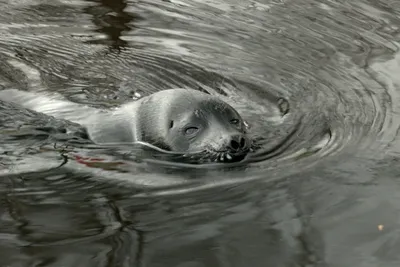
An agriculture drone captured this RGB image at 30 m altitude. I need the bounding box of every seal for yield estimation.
[0,88,252,162]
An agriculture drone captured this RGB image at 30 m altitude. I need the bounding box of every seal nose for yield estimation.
[227,134,248,153]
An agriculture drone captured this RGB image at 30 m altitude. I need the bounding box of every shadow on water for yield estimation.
[83,0,142,51]
[1,0,400,266]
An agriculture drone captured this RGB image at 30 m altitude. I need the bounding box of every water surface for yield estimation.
[1,0,400,266]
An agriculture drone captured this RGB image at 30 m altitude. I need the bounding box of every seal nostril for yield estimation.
[230,139,240,150]
[239,137,246,148]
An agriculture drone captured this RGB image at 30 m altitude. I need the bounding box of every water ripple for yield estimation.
[1,0,400,265]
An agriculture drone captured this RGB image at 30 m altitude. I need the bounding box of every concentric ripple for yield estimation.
[2,0,400,266]
[0,0,399,188]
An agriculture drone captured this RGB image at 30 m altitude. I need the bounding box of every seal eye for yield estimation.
[169,120,174,129]
[230,119,240,125]
[185,127,199,135]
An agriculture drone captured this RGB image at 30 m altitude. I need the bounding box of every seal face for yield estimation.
[130,89,252,162]
[0,88,252,163]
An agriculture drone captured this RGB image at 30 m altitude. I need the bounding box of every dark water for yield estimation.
[0,0,400,266]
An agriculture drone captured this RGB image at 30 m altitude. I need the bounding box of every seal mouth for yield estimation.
[191,138,262,164]
[199,147,252,163]
[223,152,248,162]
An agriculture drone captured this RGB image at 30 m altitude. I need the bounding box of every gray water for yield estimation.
[0,0,400,266]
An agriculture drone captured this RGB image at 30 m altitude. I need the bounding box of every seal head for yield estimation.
[133,89,251,162]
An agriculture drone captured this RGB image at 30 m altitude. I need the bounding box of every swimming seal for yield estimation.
[0,88,252,162]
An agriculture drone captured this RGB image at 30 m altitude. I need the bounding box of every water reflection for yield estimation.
[83,0,142,51]
[0,166,313,266]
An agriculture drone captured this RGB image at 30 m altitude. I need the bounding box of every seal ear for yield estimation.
[196,86,211,95]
